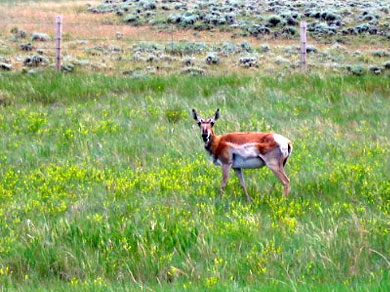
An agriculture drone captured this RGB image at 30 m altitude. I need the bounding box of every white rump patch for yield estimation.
[273,134,290,158]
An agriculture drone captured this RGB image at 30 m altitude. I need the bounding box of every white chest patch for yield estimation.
[273,133,290,158]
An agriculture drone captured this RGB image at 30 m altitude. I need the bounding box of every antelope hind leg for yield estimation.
[264,158,290,197]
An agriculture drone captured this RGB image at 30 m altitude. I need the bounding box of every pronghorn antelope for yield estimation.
[192,109,292,202]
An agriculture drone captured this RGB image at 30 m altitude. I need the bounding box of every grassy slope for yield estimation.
[0,72,389,292]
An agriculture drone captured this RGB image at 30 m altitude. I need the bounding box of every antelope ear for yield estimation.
[214,109,220,121]
[192,109,201,123]
[210,108,220,125]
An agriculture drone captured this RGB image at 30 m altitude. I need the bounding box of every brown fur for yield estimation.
[209,132,278,163]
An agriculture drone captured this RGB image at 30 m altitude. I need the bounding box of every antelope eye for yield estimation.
[197,122,201,126]
[210,122,215,126]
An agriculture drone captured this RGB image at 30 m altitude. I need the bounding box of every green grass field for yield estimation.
[0,71,389,292]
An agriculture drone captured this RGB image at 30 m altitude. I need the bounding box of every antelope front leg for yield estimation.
[234,168,253,202]
[220,163,231,199]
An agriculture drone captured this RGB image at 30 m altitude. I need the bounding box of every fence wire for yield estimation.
[1,18,308,73]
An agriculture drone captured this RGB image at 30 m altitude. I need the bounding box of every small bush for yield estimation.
[240,41,254,53]
[355,23,370,33]
[308,22,337,34]
[284,45,300,54]
[346,65,366,76]
[23,55,48,67]
[224,12,236,24]
[183,57,194,66]
[11,28,27,39]
[108,45,121,53]
[306,45,318,54]
[31,32,51,41]
[371,50,390,57]
[180,66,205,75]
[181,15,199,26]
[167,13,182,24]
[123,14,139,23]
[10,26,19,34]
[146,54,160,63]
[258,44,270,53]
[205,53,220,65]
[134,41,161,53]
[61,63,74,73]
[342,27,358,35]
[141,0,157,10]
[183,42,207,54]
[247,24,270,36]
[283,26,298,35]
[266,15,282,27]
[369,66,383,75]
[239,56,258,68]
[274,57,289,65]
[221,42,239,55]
[0,63,12,71]
[20,43,34,51]
[165,108,185,123]
[165,42,184,55]
[129,72,149,79]
[320,11,339,21]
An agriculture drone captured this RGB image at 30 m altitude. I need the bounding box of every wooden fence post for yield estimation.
[300,20,307,73]
[55,15,63,72]
[170,24,174,53]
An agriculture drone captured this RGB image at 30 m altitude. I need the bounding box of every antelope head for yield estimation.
[192,109,220,144]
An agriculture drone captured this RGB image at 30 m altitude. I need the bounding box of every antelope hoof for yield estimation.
[283,184,290,197]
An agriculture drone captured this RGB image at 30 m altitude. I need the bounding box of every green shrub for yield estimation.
[0,62,12,71]
[308,22,337,34]
[346,64,366,76]
[266,15,282,27]
[165,107,186,123]
[123,14,139,23]
[371,50,390,57]
[258,44,270,53]
[369,65,383,75]
[31,32,51,42]
[205,53,220,65]
[180,66,205,75]
[221,42,239,55]
[23,55,48,67]
[239,55,258,68]
[240,41,254,53]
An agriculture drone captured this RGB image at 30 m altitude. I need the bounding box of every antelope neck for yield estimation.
[204,133,215,152]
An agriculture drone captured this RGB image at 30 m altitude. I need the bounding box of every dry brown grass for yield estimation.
[1,1,387,47]
[0,0,318,43]
[0,0,386,76]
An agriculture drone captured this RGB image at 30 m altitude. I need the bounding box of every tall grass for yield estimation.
[0,72,389,292]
